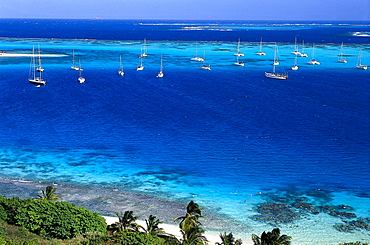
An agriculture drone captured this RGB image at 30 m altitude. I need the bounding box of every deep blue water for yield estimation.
[0,19,369,244]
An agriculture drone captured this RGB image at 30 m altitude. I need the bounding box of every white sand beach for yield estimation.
[103,216,252,245]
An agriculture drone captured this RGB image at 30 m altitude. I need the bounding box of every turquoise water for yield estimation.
[0,20,369,244]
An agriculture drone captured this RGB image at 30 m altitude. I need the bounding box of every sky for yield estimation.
[0,0,369,21]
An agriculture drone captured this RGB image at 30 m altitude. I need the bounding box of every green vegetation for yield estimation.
[35,186,62,201]
[144,215,165,236]
[174,201,207,245]
[0,220,61,245]
[216,232,242,245]
[0,187,367,244]
[0,194,106,240]
[110,211,142,233]
[251,228,291,245]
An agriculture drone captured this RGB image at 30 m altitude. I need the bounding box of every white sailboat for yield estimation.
[356,48,368,70]
[256,37,266,55]
[201,51,211,70]
[265,65,288,80]
[156,54,164,77]
[234,55,244,66]
[136,47,145,71]
[139,39,148,58]
[337,43,348,63]
[291,37,301,55]
[307,43,320,65]
[272,43,279,66]
[78,60,85,83]
[36,44,44,72]
[118,55,124,76]
[70,49,80,70]
[234,38,244,56]
[291,54,299,70]
[265,44,288,80]
[28,46,46,86]
[300,40,308,57]
[191,42,204,62]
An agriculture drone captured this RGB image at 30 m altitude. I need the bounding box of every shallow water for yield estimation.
[0,20,370,244]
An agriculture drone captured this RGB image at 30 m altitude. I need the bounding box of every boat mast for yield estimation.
[30,46,36,80]
[160,54,163,73]
[120,55,123,71]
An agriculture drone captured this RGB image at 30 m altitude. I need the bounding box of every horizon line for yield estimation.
[0,17,369,23]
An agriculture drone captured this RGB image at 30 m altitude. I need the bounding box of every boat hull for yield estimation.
[356,65,368,70]
[28,78,46,85]
[191,57,204,62]
[265,72,288,80]
[78,77,85,83]
[308,60,320,65]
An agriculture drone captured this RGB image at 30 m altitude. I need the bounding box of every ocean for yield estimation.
[0,19,369,244]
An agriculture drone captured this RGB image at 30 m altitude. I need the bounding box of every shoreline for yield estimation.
[0,178,252,243]
[1,174,370,244]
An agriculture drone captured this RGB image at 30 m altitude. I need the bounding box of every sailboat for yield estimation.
[78,60,85,83]
[234,38,244,56]
[265,43,288,80]
[300,40,309,57]
[156,54,164,77]
[234,55,244,66]
[356,48,368,70]
[291,54,299,70]
[36,44,44,72]
[136,47,145,71]
[291,37,301,55]
[272,43,280,66]
[70,49,80,70]
[337,43,348,63]
[191,42,204,61]
[265,65,288,80]
[118,55,124,76]
[256,37,266,55]
[307,43,320,65]
[139,39,148,58]
[28,46,46,86]
[201,51,211,70]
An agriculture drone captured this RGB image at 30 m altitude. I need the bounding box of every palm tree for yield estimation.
[174,201,205,231]
[251,228,291,245]
[35,186,62,201]
[114,211,142,232]
[181,226,208,245]
[217,232,242,245]
[144,215,165,236]
[175,201,207,245]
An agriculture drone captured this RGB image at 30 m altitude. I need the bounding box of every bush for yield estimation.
[113,231,168,245]
[71,231,108,245]
[0,197,107,240]
[0,221,61,245]
[0,196,24,224]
